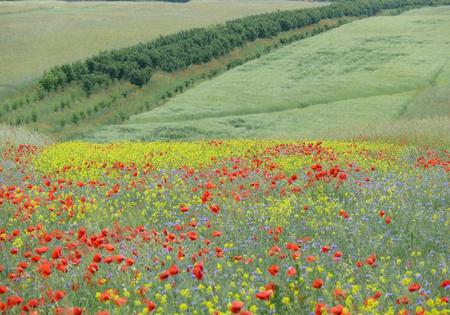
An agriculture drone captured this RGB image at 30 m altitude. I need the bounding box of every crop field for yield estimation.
[0,0,323,96]
[0,140,449,314]
[92,6,450,143]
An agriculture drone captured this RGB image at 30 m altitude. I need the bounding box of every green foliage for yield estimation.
[38,0,450,92]
[91,6,450,145]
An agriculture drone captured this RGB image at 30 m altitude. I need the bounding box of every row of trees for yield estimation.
[39,0,450,93]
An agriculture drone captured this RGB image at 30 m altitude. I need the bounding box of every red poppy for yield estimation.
[6,295,23,308]
[441,280,450,288]
[114,297,127,307]
[179,205,189,213]
[286,243,299,251]
[0,286,7,294]
[37,262,52,278]
[159,271,169,281]
[338,209,349,219]
[193,261,204,280]
[35,246,49,255]
[315,303,327,315]
[230,301,244,314]
[330,304,344,315]
[312,278,324,289]
[255,290,273,301]
[287,266,297,277]
[201,190,212,204]
[52,247,63,260]
[209,204,220,214]
[168,264,179,276]
[385,216,392,224]
[268,264,279,276]
[144,300,156,312]
[408,283,421,292]
[366,254,376,267]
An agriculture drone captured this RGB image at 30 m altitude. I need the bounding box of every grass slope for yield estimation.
[92,6,450,144]
[0,17,348,139]
[0,0,322,95]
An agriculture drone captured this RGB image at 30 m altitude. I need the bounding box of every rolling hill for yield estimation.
[91,6,450,143]
[0,0,321,96]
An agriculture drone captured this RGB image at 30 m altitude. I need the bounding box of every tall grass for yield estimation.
[0,124,49,150]
[324,116,450,146]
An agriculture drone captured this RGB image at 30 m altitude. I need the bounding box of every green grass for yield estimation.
[0,0,323,96]
[0,124,48,150]
[90,6,450,144]
[0,17,347,139]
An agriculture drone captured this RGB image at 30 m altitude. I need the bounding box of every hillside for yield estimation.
[0,0,320,96]
[91,6,450,143]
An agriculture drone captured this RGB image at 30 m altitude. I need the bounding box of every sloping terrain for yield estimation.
[92,6,450,143]
[0,0,320,95]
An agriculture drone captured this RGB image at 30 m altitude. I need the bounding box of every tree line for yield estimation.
[39,0,450,94]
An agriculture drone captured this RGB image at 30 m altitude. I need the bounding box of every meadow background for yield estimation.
[0,0,323,97]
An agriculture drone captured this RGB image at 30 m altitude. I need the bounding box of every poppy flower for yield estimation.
[333,251,343,260]
[338,209,349,219]
[366,254,376,267]
[114,297,127,307]
[385,216,392,224]
[408,283,421,292]
[209,204,220,214]
[192,261,204,280]
[168,264,179,276]
[255,290,273,301]
[159,271,169,281]
[230,301,244,314]
[6,295,23,308]
[312,278,324,289]
[396,296,409,304]
[0,286,7,294]
[37,263,52,277]
[330,304,344,315]
[144,300,156,312]
[287,266,297,277]
[286,243,299,251]
[52,247,62,260]
[179,205,189,213]
[315,303,327,315]
[441,280,450,288]
[27,299,39,308]
[201,190,212,204]
[322,245,330,253]
[35,246,48,255]
[268,264,279,276]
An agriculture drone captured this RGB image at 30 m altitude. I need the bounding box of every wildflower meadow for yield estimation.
[0,141,448,314]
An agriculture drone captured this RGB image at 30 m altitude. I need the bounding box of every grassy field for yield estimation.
[0,17,348,139]
[91,6,450,144]
[0,0,323,96]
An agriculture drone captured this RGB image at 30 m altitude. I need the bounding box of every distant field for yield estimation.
[0,0,323,95]
[93,6,450,143]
